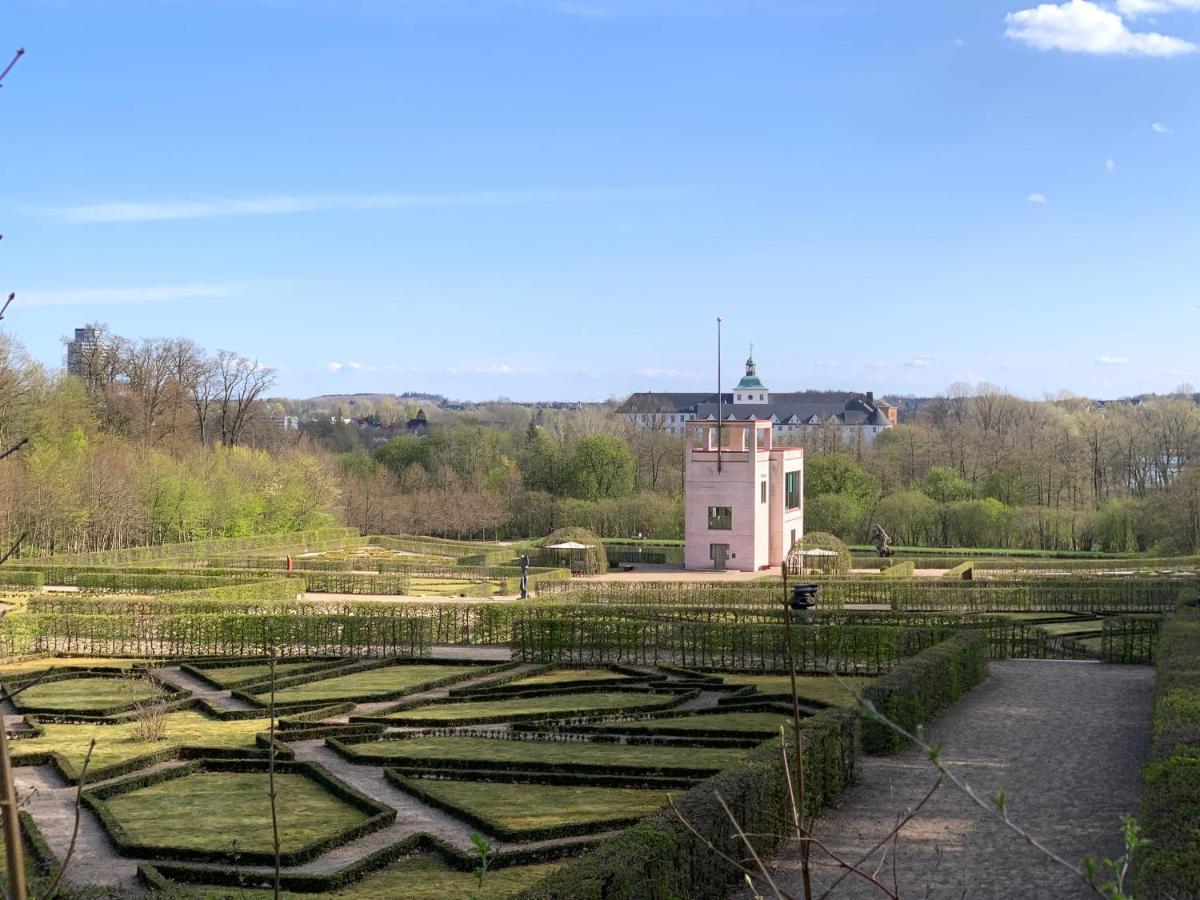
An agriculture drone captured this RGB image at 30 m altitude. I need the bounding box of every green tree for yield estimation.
[922,466,974,503]
[805,452,878,507]
[567,435,636,501]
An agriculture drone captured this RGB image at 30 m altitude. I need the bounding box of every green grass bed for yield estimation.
[508,668,632,687]
[258,664,477,703]
[716,674,873,706]
[346,735,747,771]
[408,778,670,832]
[194,661,330,687]
[0,656,147,679]
[616,711,794,734]
[384,691,672,723]
[14,676,165,712]
[105,771,367,854]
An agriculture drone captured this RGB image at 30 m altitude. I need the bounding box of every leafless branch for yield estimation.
[0,49,23,88]
[715,791,789,900]
[0,533,27,566]
[0,293,14,321]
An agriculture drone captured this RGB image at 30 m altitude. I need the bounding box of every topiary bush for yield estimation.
[538,528,607,576]
[787,532,852,576]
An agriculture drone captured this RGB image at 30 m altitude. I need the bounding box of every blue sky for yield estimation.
[2,0,1198,401]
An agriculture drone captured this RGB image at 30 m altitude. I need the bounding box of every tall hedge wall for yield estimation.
[1134,603,1200,899]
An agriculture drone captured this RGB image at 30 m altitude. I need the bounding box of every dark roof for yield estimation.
[620,390,892,428]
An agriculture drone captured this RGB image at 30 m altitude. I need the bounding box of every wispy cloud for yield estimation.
[1105,157,1116,173]
[37,189,633,225]
[1097,355,1133,365]
[904,355,934,369]
[327,362,344,373]
[1118,0,1200,16]
[1027,192,1049,204]
[1004,1,1197,57]
[17,283,240,307]
[636,366,702,380]
[1152,121,1173,133]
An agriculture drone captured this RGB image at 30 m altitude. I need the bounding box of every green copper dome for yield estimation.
[735,347,766,391]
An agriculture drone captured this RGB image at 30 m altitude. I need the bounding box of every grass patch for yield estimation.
[346,735,747,771]
[1035,621,1103,636]
[385,692,671,723]
[9,712,271,780]
[0,657,147,679]
[188,856,562,899]
[508,669,632,687]
[261,664,477,704]
[14,676,164,712]
[409,778,670,832]
[105,771,367,855]
[717,674,873,707]
[616,711,794,734]
[194,661,329,687]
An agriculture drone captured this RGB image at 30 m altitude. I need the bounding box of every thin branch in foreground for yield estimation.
[39,738,95,899]
[714,791,788,900]
[0,293,15,321]
[0,48,23,88]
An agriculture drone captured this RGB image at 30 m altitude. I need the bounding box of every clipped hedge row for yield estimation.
[860,630,989,755]
[0,570,45,589]
[515,706,858,900]
[1134,603,1200,900]
[33,527,361,566]
[882,560,916,578]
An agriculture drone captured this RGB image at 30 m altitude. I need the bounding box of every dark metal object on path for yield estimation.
[791,583,819,610]
[519,554,529,600]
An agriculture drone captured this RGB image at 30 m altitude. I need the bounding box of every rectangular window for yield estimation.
[707,506,732,530]
[760,481,767,504]
[785,471,801,510]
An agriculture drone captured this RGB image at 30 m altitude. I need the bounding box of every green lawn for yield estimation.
[616,711,795,734]
[385,691,672,723]
[14,676,165,712]
[105,772,367,854]
[716,674,873,706]
[9,711,272,779]
[190,856,561,899]
[0,657,147,679]
[1036,621,1103,636]
[508,668,632,687]
[259,665,477,703]
[195,661,332,687]
[409,778,670,832]
[347,735,747,771]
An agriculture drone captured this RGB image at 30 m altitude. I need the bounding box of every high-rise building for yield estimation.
[65,326,101,377]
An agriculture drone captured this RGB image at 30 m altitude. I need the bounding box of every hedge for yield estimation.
[944,561,974,579]
[859,630,989,754]
[0,570,45,589]
[515,706,858,900]
[882,560,916,578]
[1134,603,1200,899]
[30,527,361,566]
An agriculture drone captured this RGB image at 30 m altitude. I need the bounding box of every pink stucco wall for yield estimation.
[684,421,804,572]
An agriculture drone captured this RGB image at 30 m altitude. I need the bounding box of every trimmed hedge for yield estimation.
[859,630,989,754]
[882,560,916,578]
[1134,603,1200,900]
[32,527,361,566]
[944,560,974,579]
[0,570,45,589]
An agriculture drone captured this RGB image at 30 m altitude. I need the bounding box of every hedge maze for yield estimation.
[0,530,1193,898]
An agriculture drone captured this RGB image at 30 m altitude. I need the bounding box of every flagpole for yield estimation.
[717,316,723,473]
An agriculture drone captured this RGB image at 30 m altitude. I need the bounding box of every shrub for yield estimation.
[882,560,916,578]
[788,532,852,576]
[537,528,607,576]
[859,630,988,754]
[1135,604,1200,899]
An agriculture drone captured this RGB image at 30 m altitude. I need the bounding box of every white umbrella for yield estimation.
[797,548,838,556]
[546,541,591,550]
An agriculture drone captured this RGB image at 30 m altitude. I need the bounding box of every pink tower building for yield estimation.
[683,415,804,572]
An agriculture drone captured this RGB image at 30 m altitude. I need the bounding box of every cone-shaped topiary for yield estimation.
[539,527,607,575]
[787,531,852,576]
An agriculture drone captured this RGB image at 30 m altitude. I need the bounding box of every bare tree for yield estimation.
[215,350,275,447]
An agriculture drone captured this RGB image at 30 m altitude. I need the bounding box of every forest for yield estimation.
[3,323,1200,555]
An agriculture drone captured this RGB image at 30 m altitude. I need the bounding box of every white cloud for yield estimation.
[905,356,934,368]
[327,362,344,373]
[1097,355,1133,365]
[866,360,896,370]
[37,189,629,224]
[17,283,240,307]
[1152,121,1173,133]
[636,367,702,380]
[1004,1,1197,56]
[1027,192,1049,204]
[1106,157,1116,173]
[347,361,364,370]
[953,37,966,46]
[1118,0,1200,16]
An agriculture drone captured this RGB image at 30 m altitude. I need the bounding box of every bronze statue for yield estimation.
[872,524,894,558]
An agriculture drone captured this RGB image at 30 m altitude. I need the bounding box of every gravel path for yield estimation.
[152,665,257,711]
[743,660,1154,899]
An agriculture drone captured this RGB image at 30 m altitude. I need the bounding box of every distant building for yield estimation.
[65,326,101,377]
[684,418,804,571]
[406,409,431,437]
[618,350,896,442]
[267,415,300,430]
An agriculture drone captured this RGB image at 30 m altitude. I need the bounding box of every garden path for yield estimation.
[152,665,257,711]
[740,660,1154,900]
